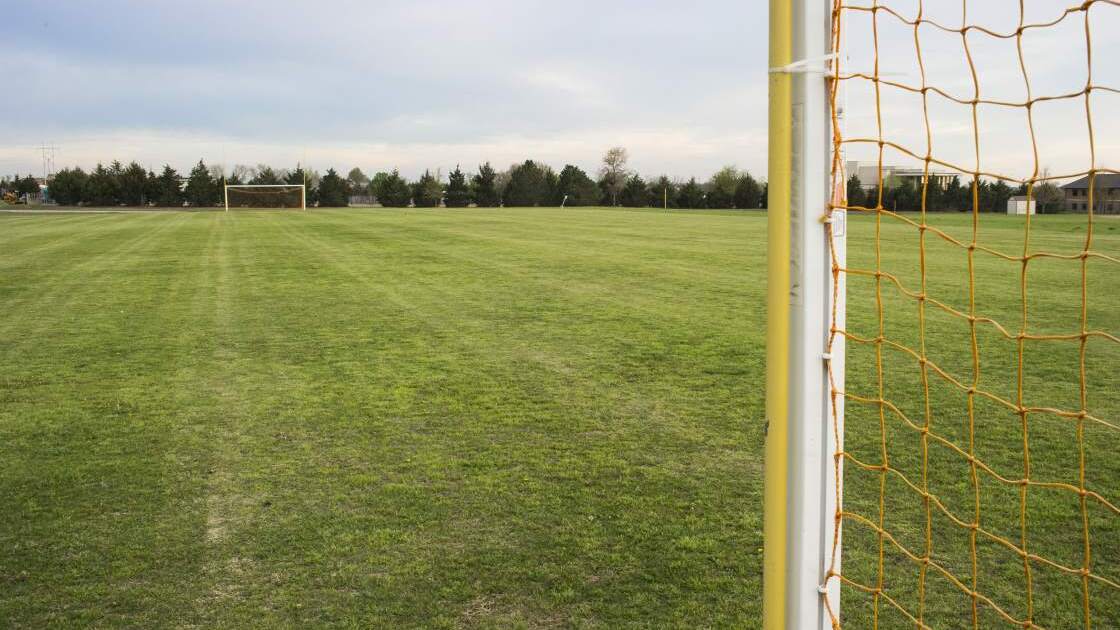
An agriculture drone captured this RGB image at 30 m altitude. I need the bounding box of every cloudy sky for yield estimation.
[2,0,1117,182]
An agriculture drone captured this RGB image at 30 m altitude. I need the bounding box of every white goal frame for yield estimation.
[223,184,307,211]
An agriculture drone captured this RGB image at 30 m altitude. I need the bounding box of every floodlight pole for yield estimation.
[764,0,843,629]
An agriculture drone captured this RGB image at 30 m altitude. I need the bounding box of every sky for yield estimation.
[2,0,1118,182]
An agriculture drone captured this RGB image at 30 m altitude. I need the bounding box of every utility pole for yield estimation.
[37,143,59,181]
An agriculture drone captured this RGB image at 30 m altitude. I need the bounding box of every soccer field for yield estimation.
[0,208,1116,627]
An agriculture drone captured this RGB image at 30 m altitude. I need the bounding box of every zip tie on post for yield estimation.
[769,52,839,75]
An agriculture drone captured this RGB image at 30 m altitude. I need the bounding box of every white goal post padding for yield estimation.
[223,184,307,211]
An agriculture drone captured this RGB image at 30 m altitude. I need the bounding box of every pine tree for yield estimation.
[445,165,471,207]
[846,174,865,208]
[375,169,412,207]
[155,165,183,207]
[283,167,317,206]
[619,174,650,207]
[735,172,763,209]
[412,170,443,207]
[317,168,349,207]
[84,164,121,206]
[677,177,705,209]
[185,160,217,207]
[504,160,555,207]
[471,162,500,207]
[650,176,678,209]
[50,167,88,205]
[556,165,600,206]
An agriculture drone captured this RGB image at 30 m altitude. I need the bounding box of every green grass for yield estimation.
[0,207,1116,628]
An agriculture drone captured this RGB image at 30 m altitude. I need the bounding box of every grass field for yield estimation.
[0,207,1116,628]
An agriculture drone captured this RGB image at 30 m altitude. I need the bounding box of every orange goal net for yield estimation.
[822,1,1120,628]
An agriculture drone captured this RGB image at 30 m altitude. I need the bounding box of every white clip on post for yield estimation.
[769,52,839,75]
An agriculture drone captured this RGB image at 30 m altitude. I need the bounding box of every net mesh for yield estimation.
[824,1,1120,627]
[226,185,305,209]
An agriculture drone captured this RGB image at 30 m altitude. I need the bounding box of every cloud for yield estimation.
[2,1,1115,182]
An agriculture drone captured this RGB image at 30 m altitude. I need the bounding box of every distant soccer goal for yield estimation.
[223,184,306,211]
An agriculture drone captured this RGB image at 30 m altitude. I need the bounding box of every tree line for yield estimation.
[845,172,1064,214]
[4,145,1061,212]
[4,148,769,210]
[27,161,351,208]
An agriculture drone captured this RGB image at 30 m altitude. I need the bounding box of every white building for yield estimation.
[845,161,959,191]
[1006,195,1036,215]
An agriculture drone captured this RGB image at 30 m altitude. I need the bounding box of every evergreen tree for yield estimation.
[185,160,217,207]
[865,186,880,209]
[155,165,183,206]
[555,164,600,207]
[988,179,1014,213]
[17,174,40,197]
[619,174,650,207]
[84,164,120,206]
[116,162,149,205]
[286,167,319,206]
[677,178,706,209]
[374,169,412,207]
[650,176,678,209]
[317,168,349,207]
[50,167,88,205]
[734,172,763,209]
[471,162,501,207]
[504,160,555,207]
[845,174,865,208]
[761,181,768,209]
[445,165,471,207]
[412,170,443,207]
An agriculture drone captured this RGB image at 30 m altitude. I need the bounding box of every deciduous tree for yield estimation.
[706,166,739,209]
[599,146,629,206]
[346,167,369,196]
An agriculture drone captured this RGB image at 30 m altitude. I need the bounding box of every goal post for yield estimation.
[764,0,844,628]
[769,1,1120,628]
[223,184,307,211]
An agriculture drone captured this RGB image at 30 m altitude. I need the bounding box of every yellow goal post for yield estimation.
[764,0,844,628]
